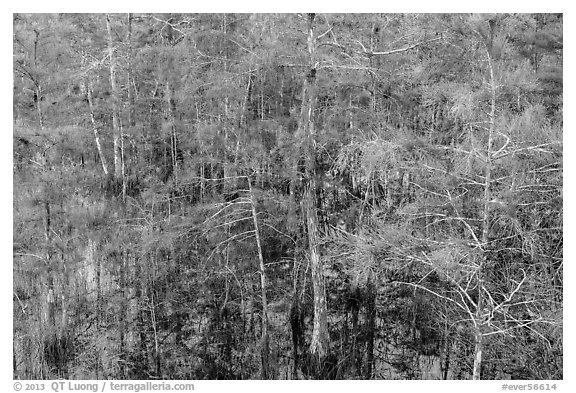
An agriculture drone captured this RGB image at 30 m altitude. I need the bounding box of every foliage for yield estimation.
[13,13,562,380]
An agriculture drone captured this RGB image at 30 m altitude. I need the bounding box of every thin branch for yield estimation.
[14,253,45,260]
[204,199,251,223]
[366,36,444,56]
[492,269,527,314]
[317,26,333,40]
[208,216,254,231]
[493,142,561,160]
[227,37,258,57]
[261,223,296,244]
[149,15,186,37]
[492,132,511,157]
[13,291,27,315]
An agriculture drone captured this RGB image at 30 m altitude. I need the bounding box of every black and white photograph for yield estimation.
[11,9,564,384]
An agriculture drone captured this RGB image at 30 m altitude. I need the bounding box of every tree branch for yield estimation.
[365,36,443,57]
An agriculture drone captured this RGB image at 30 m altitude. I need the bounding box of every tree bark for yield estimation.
[32,29,44,129]
[43,199,55,329]
[106,14,123,179]
[248,179,270,379]
[364,276,376,379]
[85,80,109,176]
[119,248,128,378]
[165,81,178,181]
[473,20,498,381]
[35,85,44,129]
[299,13,330,366]
[472,327,483,380]
[126,13,136,128]
[135,257,150,378]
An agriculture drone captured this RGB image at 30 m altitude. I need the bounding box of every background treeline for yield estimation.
[13,13,562,380]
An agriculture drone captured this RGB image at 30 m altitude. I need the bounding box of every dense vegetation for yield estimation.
[13,13,562,380]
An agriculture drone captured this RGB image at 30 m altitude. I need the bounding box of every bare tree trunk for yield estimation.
[135,257,150,378]
[350,287,360,375]
[36,85,44,129]
[441,294,452,380]
[248,179,270,379]
[165,81,178,181]
[364,275,376,379]
[95,244,102,379]
[199,163,205,202]
[240,71,254,128]
[106,14,123,179]
[84,81,109,176]
[32,29,44,129]
[299,13,330,367]
[473,21,498,381]
[119,248,128,378]
[472,327,483,380]
[149,285,162,378]
[43,199,55,329]
[120,117,127,201]
[222,14,230,118]
[287,149,300,233]
[126,13,136,128]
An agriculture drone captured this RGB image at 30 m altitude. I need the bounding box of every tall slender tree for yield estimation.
[106,14,123,179]
[298,13,330,367]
